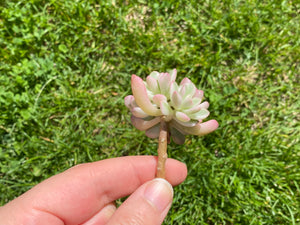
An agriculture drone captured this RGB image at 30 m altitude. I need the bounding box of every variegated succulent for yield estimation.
[125,69,218,144]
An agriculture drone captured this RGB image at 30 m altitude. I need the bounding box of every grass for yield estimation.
[0,0,299,224]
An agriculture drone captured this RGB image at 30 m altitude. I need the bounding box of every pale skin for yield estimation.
[0,156,187,225]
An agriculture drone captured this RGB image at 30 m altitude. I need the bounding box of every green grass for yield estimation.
[0,0,299,224]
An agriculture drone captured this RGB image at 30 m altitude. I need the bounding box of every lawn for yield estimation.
[0,0,299,224]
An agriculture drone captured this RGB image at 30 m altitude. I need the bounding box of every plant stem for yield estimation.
[156,117,168,178]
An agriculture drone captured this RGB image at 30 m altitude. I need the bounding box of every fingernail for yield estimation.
[144,178,174,212]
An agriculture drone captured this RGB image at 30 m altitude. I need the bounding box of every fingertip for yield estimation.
[144,178,174,212]
[106,178,174,225]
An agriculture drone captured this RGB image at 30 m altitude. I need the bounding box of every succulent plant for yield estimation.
[125,69,219,145]
[125,69,219,178]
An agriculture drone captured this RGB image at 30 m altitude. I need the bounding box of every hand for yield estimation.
[0,156,187,225]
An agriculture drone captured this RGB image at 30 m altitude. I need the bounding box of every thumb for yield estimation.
[107,178,174,225]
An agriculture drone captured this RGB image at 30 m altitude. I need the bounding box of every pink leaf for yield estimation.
[145,124,160,138]
[183,105,202,114]
[172,119,219,136]
[152,94,167,105]
[169,81,179,96]
[149,71,160,79]
[170,127,185,145]
[169,69,177,81]
[131,116,161,131]
[171,119,197,129]
[199,101,209,109]
[171,91,182,108]
[192,97,202,106]
[183,102,209,114]
[193,89,203,99]
[124,95,134,109]
[175,111,191,122]
[181,98,194,109]
[158,73,171,96]
[180,77,192,86]
[190,109,210,120]
[184,83,196,98]
[131,107,148,118]
[146,76,159,93]
[131,75,161,116]
[179,84,186,97]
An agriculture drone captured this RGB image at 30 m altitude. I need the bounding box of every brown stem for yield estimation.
[156,117,168,178]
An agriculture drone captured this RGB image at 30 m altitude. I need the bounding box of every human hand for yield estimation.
[0,156,187,225]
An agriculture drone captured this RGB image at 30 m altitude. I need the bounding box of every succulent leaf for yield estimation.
[146,76,159,93]
[191,97,202,106]
[199,101,209,109]
[169,81,179,96]
[183,105,202,114]
[171,91,182,108]
[158,73,171,96]
[181,98,194,109]
[193,89,203,99]
[145,124,160,138]
[175,111,191,122]
[190,109,210,120]
[183,83,196,98]
[169,69,177,81]
[160,101,173,116]
[131,116,161,131]
[149,71,160,79]
[131,107,149,118]
[131,75,161,116]
[152,94,167,105]
[170,127,185,145]
[180,77,192,86]
[124,95,134,109]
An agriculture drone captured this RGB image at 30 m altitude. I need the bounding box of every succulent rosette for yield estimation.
[125,69,219,144]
